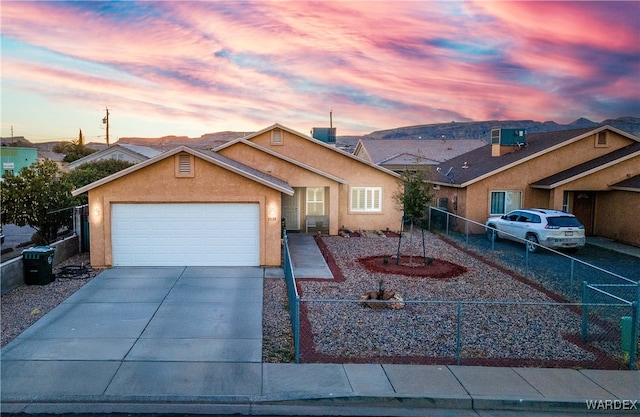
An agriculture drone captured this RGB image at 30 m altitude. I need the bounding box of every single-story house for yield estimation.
[430,125,640,246]
[353,138,486,175]
[68,144,162,170]
[72,124,403,267]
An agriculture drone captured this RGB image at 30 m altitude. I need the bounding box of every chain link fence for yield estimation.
[282,216,639,369]
[295,298,635,369]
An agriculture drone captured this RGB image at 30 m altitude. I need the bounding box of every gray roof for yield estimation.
[611,174,640,191]
[432,127,628,186]
[118,144,162,158]
[73,146,294,196]
[357,139,487,166]
[197,149,294,193]
[531,142,640,188]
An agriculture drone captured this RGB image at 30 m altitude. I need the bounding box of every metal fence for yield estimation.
[282,218,639,369]
[426,206,639,369]
[295,298,636,369]
[282,231,301,362]
[426,206,638,303]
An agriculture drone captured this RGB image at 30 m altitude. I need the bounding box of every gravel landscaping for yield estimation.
[278,232,629,368]
[1,252,98,347]
[2,233,633,368]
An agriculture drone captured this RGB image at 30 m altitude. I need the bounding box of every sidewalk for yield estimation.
[2,235,639,416]
[2,361,638,415]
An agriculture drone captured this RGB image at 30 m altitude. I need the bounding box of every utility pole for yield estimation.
[10,125,14,138]
[102,107,110,146]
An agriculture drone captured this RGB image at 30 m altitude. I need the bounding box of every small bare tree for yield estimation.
[393,164,434,265]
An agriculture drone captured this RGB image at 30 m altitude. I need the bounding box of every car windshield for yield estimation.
[547,216,582,227]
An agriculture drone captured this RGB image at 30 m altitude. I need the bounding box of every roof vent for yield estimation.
[175,153,194,177]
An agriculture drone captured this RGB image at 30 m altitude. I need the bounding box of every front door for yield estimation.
[282,189,300,230]
[572,191,595,235]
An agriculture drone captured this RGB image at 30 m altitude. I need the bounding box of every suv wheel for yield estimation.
[526,234,539,253]
[486,225,499,242]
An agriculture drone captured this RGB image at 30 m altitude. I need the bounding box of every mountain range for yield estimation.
[3,116,639,152]
[117,116,640,151]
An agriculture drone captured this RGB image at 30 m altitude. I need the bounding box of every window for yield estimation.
[518,212,541,223]
[489,190,521,215]
[350,187,382,212]
[306,187,324,216]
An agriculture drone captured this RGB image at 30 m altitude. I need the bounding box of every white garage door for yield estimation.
[111,203,260,266]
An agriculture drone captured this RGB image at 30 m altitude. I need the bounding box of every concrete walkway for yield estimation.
[286,232,334,278]
[587,236,640,259]
[2,237,639,416]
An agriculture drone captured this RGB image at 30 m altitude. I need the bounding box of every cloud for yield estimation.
[1,0,638,140]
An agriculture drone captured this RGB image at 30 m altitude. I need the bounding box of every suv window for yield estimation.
[506,211,520,221]
[547,216,582,227]
[518,212,542,223]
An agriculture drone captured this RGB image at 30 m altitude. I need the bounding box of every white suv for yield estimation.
[485,209,585,253]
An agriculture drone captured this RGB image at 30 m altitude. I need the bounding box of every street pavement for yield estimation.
[1,235,638,416]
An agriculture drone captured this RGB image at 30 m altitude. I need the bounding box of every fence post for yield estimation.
[465,220,469,246]
[631,281,640,370]
[581,281,589,341]
[456,302,462,365]
[295,295,300,363]
[524,241,530,279]
[428,207,432,232]
[570,258,575,297]
[446,212,450,236]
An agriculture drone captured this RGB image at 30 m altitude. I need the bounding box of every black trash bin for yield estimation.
[22,246,56,285]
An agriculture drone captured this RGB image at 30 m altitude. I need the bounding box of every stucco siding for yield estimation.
[87,154,282,267]
[432,131,638,236]
[595,191,640,246]
[246,129,403,232]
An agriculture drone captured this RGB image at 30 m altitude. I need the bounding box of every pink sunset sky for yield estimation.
[1,1,639,143]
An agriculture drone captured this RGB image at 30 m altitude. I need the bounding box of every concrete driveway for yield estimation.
[1,266,264,398]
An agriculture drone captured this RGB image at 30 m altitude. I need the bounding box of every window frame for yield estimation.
[306,187,325,216]
[489,190,522,216]
[350,186,382,213]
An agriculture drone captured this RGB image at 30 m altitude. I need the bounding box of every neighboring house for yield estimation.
[38,150,67,172]
[431,125,640,246]
[67,144,162,170]
[72,124,403,268]
[353,138,486,175]
[0,146,38,177]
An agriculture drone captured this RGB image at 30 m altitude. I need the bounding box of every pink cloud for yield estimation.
[1,1,637,138]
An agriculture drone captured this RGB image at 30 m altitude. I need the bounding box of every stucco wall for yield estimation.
[244,130,403,232]
[595,191,640,246]
[87,153,283,267]
[453,131,637,226]
[219,142,342,234]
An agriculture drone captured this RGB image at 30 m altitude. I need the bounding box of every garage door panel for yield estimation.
[112,204,259,266]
